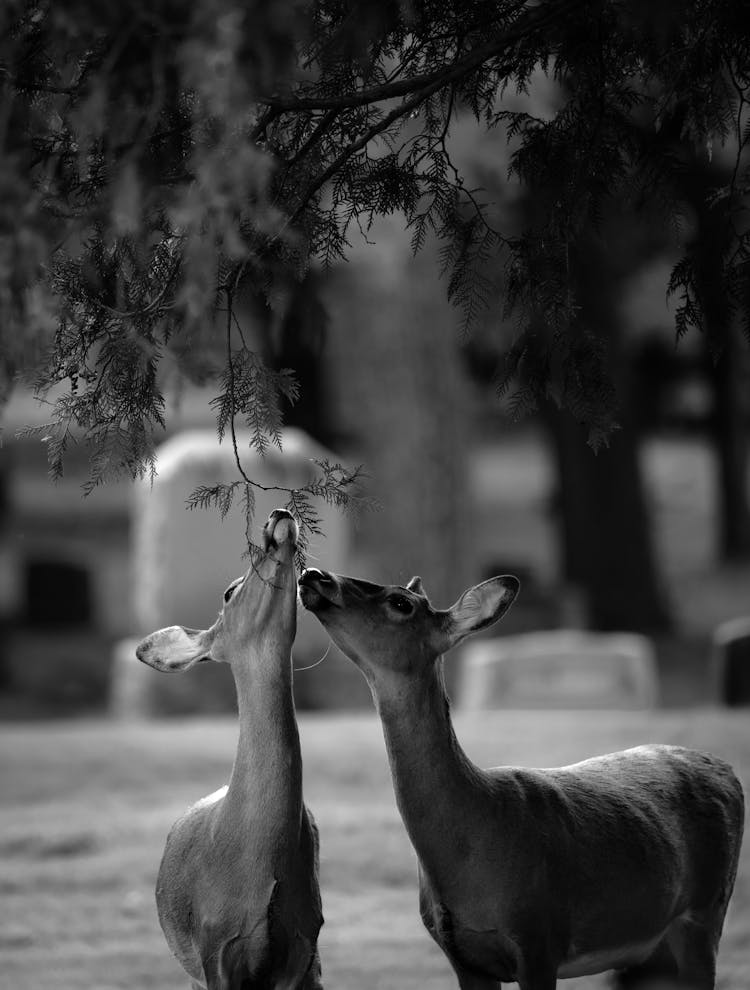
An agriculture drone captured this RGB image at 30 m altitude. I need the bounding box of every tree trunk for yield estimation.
[321,216,474,690]
[707,329,750,559]
[659,112,750,563]
[0,461,12,686]
[688,189,750,562]
[544,231,672,633]
[546,405,671,632]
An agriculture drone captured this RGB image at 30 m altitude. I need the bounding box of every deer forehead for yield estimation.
[376,582,426,601]
[351,585,427,610]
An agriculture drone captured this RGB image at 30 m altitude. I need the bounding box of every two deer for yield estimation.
[138,507,744,990]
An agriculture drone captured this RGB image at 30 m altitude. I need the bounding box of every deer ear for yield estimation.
[446,576,519,648]
[136,625,216,672]
[406,575,424,595]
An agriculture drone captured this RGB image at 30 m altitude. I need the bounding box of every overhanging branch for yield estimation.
[259,0,588,112]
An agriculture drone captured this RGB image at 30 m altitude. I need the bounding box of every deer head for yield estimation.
[137,509,299,673]
[298,568,519,680]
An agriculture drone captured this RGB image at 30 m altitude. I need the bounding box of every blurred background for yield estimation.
[1,7,749,725]
[1,168,748,720]
[3,8,750,986]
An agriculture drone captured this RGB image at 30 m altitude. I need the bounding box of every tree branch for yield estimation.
[284,108,339,169]
[259,0,587,112]
[286,53,503,225]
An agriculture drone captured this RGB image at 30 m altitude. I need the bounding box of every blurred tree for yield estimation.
[1,0,749,552]
[0,458,12,685]
[463,198,673,631]
[673,139,750,561]
[268,272,333,447]
[543,225,671,631]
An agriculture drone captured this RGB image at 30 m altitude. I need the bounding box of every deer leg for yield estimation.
[517,973,557,990]
[613,937,679,988]
[514,941,558,990]
[298,948,323,989]
[517,974,557,990]
[453,964,500,990]
[665,913,718,989]
[614,914,718,990]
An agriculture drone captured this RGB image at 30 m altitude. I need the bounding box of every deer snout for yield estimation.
[298,568,343,610]
[263,509,299,551]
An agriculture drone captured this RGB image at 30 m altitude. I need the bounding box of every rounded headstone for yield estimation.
[457,629,659,710]
[111,428,369,716]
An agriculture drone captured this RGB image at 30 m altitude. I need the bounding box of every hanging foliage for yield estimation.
[2,0,749,542]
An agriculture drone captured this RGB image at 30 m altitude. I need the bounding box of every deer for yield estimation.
[298,567,744,990]
[136,509,323,990]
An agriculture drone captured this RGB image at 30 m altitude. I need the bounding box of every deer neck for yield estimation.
[371,658,481,877]
[220,642,302,837]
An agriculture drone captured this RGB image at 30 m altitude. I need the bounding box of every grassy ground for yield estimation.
[2,709,749,989]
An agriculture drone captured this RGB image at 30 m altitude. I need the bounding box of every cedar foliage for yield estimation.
[2,0,749,544]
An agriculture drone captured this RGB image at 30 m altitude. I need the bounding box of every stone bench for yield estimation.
[457,629,659,710]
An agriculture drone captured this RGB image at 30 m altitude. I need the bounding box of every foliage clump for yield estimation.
[2,0,749,541]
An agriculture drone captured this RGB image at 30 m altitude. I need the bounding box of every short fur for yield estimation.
[299,567,743,990]
[138,511,323,990]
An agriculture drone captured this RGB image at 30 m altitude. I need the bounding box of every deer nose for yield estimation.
[302,568,335,586]
[263,509,299,550]
[268,508,294,524]
[299,568,344,608]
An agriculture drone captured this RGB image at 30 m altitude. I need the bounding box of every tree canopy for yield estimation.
[2,0,750,545]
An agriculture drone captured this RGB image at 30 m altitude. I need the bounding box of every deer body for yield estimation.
[138,511,323,990]
[299,568,743,990]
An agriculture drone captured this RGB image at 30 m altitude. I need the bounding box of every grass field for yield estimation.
[2,709,749,990]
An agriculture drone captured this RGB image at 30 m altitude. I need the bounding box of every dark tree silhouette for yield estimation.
[1,0,749,555]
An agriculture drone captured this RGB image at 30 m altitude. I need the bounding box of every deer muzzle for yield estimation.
[263,509,299,552]
[298,568,344,610]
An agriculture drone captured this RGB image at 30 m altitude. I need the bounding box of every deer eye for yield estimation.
[386,594,414,615]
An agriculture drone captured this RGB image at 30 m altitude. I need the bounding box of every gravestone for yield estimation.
[110,428,370,717]
[457,629,658,710]
[712,617,750,706]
